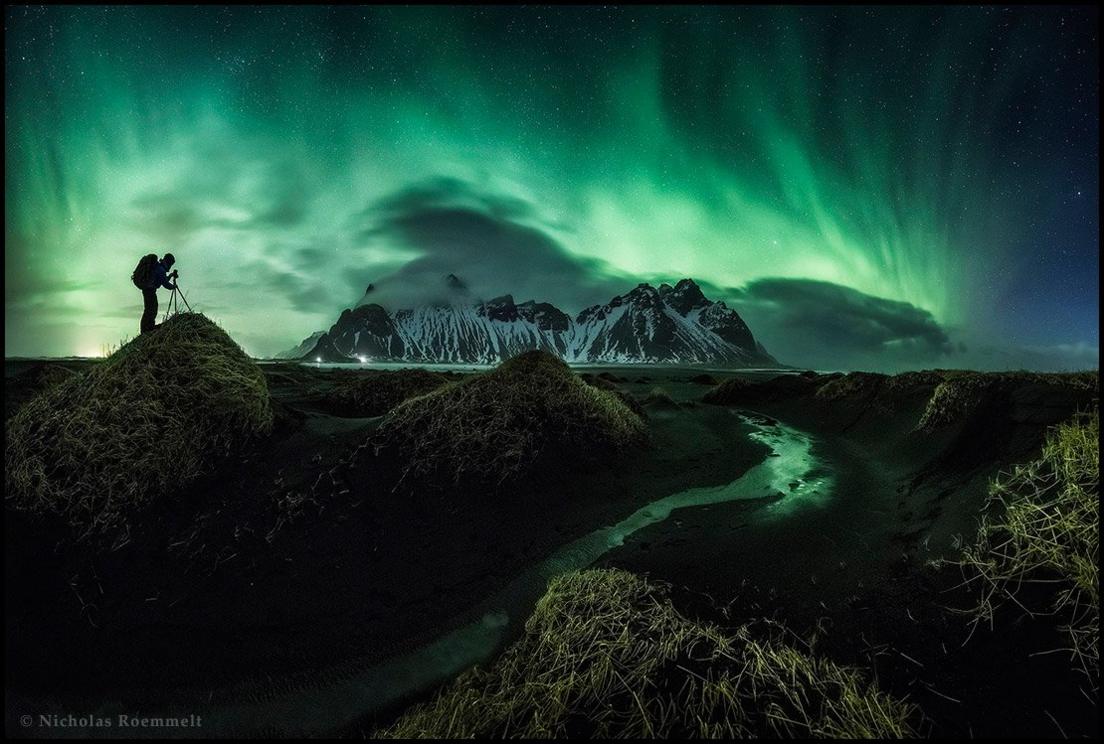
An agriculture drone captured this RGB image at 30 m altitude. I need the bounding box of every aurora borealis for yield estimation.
[5,5,1099,369]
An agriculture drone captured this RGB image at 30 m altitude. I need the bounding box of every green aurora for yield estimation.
[5,5,1098,369]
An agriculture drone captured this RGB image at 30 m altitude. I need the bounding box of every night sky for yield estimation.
[5,5,1099,370]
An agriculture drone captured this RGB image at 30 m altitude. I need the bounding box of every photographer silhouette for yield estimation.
[131,252,179,334]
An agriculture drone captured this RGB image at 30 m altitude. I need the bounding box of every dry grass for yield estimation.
[323,369,453,417]
[916,371,1098,432]
[881,371,945,396]
[946,408,1099,685]
[814,372,887,402]
[5,313,273,541]
[915,374,997,431]
[376,351,646,491]
[4,364,82,420]
[581,372,648,420]
[376,569,918,739]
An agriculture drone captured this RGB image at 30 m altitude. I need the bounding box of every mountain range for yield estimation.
[277,276,779,367]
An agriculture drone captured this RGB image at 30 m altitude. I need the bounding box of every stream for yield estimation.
[24,411,832,737]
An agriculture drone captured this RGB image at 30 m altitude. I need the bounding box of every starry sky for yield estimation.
[5,5,1099,370]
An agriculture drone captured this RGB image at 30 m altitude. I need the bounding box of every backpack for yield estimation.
[131,254,158,289]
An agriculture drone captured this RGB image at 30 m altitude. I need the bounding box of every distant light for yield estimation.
[358,355,367,363]
[316,357,322,363]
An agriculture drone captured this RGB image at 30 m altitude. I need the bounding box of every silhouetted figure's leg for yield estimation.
[140,288,158,333]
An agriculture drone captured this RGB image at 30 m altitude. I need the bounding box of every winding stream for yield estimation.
[30,412,831,737]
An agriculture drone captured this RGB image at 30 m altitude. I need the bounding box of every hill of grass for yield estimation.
[376,350,647,492]
[377,568,917,738]
[5,313,273,541]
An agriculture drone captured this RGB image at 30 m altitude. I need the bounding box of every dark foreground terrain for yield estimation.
[5,347,1099,739]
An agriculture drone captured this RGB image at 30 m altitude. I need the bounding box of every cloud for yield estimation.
[359,177,540,229]
[344,178,634,311]
[211,260,331,314]
[125,154,314,243]
[708,277,957,371]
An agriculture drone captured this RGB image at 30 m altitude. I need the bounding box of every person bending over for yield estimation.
[133,252,178,334]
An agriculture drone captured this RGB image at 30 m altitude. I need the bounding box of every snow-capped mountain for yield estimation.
[569,281,772,364]
[283,277,778,367]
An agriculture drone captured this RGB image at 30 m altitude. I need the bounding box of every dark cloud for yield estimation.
[292,247,331,270]
[359,177,539,229]
[346,179,633,311]
[708,278,957,372]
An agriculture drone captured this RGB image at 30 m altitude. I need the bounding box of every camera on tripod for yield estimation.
[162,270,192,320]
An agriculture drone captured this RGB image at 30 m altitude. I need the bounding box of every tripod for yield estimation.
[162,282,193,323]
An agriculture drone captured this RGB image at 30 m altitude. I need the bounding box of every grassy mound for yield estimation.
[701,375,756,404]
[376,351,646,491]
[322,369,453,417]
[915,373,997,431]
[814,372,887,402]
[581,372,647,420]
[706,372,830,406]
[642,386,681,410]
[377,569,917,738]
[917,372,1098,432]
[949,408,1099,683]
[5,313,273,539]
[881,370,945,396]
[4,363,82,420]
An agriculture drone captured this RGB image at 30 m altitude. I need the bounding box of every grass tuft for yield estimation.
[376,351,646,492]
[947,408,1099,684]
[376,569,918,739]
[322,369,454,417]
[5,313,273,541]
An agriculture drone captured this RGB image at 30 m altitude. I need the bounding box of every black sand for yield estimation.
[5,361,1098,738]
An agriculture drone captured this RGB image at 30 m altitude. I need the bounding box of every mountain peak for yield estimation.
[664,277,709,315]
[481,294,519,322]
[623,282,662,308]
